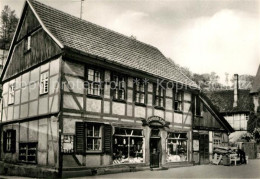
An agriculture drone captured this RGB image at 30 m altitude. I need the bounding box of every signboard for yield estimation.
[142,116,170,127]
[61,134,74,153]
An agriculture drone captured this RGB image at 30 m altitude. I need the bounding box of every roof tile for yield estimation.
[29,0,198,88]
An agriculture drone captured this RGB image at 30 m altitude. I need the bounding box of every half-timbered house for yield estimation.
[0,0,233,177]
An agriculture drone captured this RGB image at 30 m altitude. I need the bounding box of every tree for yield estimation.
[0,5,18,50]
[230,74,254,90]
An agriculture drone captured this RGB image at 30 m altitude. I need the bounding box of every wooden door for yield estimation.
[150,138,160,168]
[199,134,209,164]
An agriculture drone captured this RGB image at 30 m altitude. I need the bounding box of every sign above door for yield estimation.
[142,116,170,128]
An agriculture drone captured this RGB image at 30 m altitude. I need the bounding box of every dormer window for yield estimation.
[24,35,31,52]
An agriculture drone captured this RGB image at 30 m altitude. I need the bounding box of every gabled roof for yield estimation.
[13,0,196,88]
[251,65,260,94]
[205,90,254,114]
[199,92,234,133]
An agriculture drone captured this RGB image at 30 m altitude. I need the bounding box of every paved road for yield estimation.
[73,159,260,178]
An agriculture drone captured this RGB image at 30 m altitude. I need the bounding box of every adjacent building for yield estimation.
[0,0,233,177]
[206,74,254,131]
[249,65,260,131]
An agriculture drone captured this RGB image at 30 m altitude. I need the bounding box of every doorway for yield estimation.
[150,129,161,168]
[199,134,209,164]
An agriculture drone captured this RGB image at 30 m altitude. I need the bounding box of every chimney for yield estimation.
[233,74,239,107]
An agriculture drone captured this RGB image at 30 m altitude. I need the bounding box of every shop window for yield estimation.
[134,78,146,105]
[8,83,15,105]
[174,91,183,111]
[3,130,16,153]
[166,132,188,162]
[40,71,49,95]
[113,128,144,164]
[86,68,103,96]
[112,74,126,101]
[19,142,37,164]
[154,84,165,108]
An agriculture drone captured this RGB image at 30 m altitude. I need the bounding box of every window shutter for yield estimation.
[11,130,16,153]
[103,125,112,154]
[3,131,7,153]
[75,122,85,154]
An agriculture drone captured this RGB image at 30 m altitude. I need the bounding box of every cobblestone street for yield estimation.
[74,159,260,178]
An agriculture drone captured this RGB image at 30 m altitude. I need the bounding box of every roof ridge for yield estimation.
[29,0,160,51]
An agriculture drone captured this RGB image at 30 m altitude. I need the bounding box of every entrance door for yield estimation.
[199,134,209,164]
[150,138,160,168]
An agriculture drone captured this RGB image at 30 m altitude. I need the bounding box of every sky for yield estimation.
[1,0,260,85]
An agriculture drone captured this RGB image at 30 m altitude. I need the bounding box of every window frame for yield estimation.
[40,71,49,95]
[85,123,102,152]
[8,82,15,105]
[134,78,147,106]
[153,83,165,109]
[85,67,104,98]
[4,129,16,153]
[111,73,127,102]
[113,127,144,164]
[166,132,188,163]
[174,90,183,112]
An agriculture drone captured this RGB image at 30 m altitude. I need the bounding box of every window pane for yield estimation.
[88,83,93,95]
[136,93,140,103]
[87,125,93,136]
[94,125,100,137]
[140,94,145,104]
[95,71,100,82]
[87,138,93,150]
[88,69,94,81]
[94,139,101,150]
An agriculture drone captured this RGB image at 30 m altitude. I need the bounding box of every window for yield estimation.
[8,83,15,104]
[86,124,102,151]
[174,91,183,111]
[213,139,221,146]
[86,68,103,96]
[75,123,110,154]
[3,130,16,153]
[113,128,144,164]
[24,35,31,51]
[134,78,146,104]
[40,71,49,95]
[154,84,165,107]
[19,142,37,164]
[195,96,201,116]
[112,74,126,101]
[166,132,188,162]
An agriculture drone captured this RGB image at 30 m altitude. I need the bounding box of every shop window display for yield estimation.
[166,132,188,162]
[113,128,144,164]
